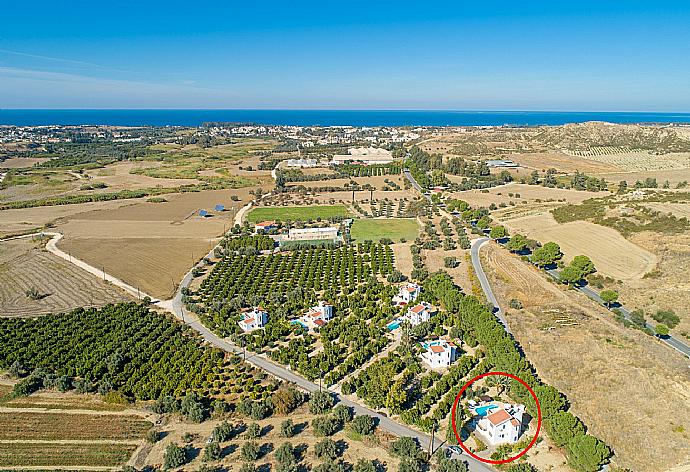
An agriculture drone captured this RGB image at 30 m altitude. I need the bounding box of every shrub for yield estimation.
[390,437,421,460]
[272,386,305,414]
[309,391,335,414]
[350,415,375,436]
[164,443,187,469]
[274,442,297,464]
[353,459,377,472]
[566,435,611,472]
[245,422,261,439]
[312,416,340,437]
[280,419,296,437]
[314,438,338,461]
[203,441,221,461]
[332,404,353,423]
[240,441,260,462]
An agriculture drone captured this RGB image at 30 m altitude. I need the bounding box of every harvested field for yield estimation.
[48,188,257,300]
[350,218,419,242]
[565,149,690,171]
[247,204,351,222]
[0,237,131,317]
[58,237,215,300]
[85,161,201,189]
[507,152,619,173]
[0,157,49,169]
[594,168,690,187]
[0,442,138,467]
[495,210,657,280]
[450,183,607,208]
[481,243,690,472]
[424,247,474,294]
[0,411,151,441]
[645,202,690,219]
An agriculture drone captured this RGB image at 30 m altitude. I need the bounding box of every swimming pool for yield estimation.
[387,321,401,331]
[473,404,498,416]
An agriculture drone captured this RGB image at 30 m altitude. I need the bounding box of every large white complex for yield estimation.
[476,404,525,445]
[287,227,339,241]
[238,307,268,332]
[420,339,458,369]
[332,147,395,165]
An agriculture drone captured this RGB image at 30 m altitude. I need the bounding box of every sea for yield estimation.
[1,109,690,127]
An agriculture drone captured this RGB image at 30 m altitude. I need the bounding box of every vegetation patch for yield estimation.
[350,218,419,242]
[247,204,351,223]
[0,412,150,441]
[0,442,137,467]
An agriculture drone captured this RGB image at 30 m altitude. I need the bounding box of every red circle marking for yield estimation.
[450,371,542,464]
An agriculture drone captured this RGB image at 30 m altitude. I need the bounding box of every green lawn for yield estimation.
[247,205,351,222]
[350,218,419,242]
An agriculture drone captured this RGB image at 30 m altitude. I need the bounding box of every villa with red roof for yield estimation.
[298,301,334,331]
[420,339,457,369]
[404,301,437,326]
[393,283,421,305]
[476,404,525,445]
[238,307,268,332]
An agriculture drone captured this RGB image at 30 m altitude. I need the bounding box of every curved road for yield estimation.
[470,237,510,333]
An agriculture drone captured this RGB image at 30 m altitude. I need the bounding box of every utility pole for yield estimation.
[428,420,436,460]
[102,266,106,281]
[319,369,324,393]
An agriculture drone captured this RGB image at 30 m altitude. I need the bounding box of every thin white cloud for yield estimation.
[0,48,102,68]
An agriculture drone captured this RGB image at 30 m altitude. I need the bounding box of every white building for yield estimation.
[298,301,334,331]
[486,159,519,168]
[287,227,339,241]
[284,158,318,168]
[238,307,268,332]
[405,302,437,326]
[476,405,525,445]
[421,339,458,369]
[393,283,421,306]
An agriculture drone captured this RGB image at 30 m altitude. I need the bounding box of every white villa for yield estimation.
[238,307,268,332]
[421,339,458,369]
[405,302,437,327]
[393,283,421,306]
[476,404,525,445]
[298,301,334,331]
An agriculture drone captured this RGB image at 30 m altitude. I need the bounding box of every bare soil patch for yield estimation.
[481,243,690,472]
[0,237,131,317]
[0,157,49,169]
[450,183,607,208]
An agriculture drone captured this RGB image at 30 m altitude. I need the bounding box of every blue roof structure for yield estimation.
[214,204,225,212]
[199,209,208,217]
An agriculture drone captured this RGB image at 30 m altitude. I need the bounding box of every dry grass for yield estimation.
[565,149,690,171]
[481,243,690,472]
[595,168,690,186]
[0,237,131,317]
[391,243,413,278]
[0,157,49,169]
[495,209,657,281]
[0,412,151,441]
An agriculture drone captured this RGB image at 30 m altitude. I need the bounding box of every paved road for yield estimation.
[470,238,511,333]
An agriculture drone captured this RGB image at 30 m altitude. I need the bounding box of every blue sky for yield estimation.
[1,1,689,110]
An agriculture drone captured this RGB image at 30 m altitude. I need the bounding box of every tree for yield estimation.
[353,459,377,472]
[506,464,536,472]
[570,255,596,277]
[203,441,221,461]
[398,459,419,472]
[309,390,334,414]
[350,415,375,436]
[332,404,353,423]
[545,411,586,447]
[272,386,305,415]
[387,269,406,283]
[390,437,421,461]
[164,443,187,469]
[180,393,206,423]
[566,434,611,472]
[280,419,296,437]
[274,442,297,464]
[239,464,256,472]
[438,458,468,472]
[489,226,507,239]
[559,265,582,285]
[505,234,528,253]
[240,441,260,462]
[599,290,618,308]
[655,323,670,337]
[531,242,562,267]
[617,180,628,194]
[314,438,338,461]
[245,422,261,439]
[312,416,339,437]
[212,421,234,442]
